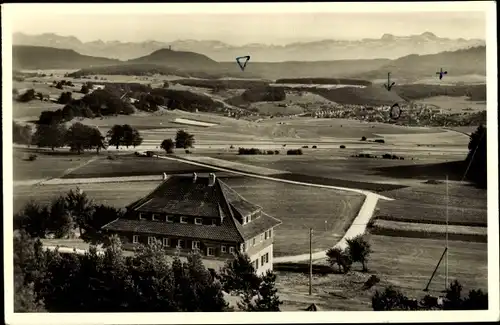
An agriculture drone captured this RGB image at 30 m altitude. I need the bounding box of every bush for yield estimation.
[312,145,317,149]
[274,150,280,155]
[382,153,392,159]
[374,139,385,144]
[302,145,309,149]
[266,150,275,155]
[363,275,381,290]
[27,154,37,161]
[286,149,303,155]
[107,155,116,160]
[185,149,192,154]
[340,145,346,149]
[361,136,367,141]
[238,147,263,155]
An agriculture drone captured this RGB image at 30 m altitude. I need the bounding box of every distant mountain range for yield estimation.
[12,44,486,82]
[13,32,485,62]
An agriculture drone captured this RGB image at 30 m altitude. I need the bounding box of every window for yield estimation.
[207,247,215,256]
[269,229,272,238]
[163,238,170,247]
[244,216,248,224]
[264,231,268,240]
[248,214,252,222]
[192,241,200,250]
[166,215,173,223]
[240,244,245,252]
[261,255,265,266]
[148,236,155,245]
[254,260,259,270]
[195,218,202,225]
[139,213,143,220]
[229,247,235,254]
[252,238,256,246]
[180,216,188,224]
[260,234,264,242]
[132,235,139,243]
[265,253,269,263]
[221,245,227,253]
[177,239,185,248]
[152,214,157,221]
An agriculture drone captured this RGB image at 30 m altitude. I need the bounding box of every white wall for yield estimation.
[249,243,274,276]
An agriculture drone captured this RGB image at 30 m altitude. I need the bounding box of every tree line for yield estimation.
[13,121,143,154]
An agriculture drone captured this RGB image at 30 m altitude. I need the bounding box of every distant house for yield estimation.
[102,173,282,274]
[92,84,105,91]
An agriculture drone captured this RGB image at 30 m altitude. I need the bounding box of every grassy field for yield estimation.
[277,234,488,311]
[13,175,365,257]
[414,96,486,113]
[221,177,365,256]
[13,149,97,181]
[62,154,215,179]
[12,101,65,120]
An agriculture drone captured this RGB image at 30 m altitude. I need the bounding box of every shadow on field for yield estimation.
[372,160,466,181]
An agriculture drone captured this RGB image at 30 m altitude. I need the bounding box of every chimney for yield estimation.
[192,172,198,183]
[208,173,216,187]
[162,172,167,180]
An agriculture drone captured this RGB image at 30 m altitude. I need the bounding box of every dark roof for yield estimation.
[110,174,280,243]
[240,212,282,240]
[102,215,242,243]
[128,175,261,218]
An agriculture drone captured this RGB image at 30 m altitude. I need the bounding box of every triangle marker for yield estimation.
[236,55,251,71]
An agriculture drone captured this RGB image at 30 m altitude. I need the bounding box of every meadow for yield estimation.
[414,96,486,113]
[277,234,487,311]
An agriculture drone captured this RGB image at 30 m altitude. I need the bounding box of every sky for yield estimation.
[9,7,486,45]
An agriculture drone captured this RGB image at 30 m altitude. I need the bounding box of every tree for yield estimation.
[160,139,175,154]
[14,202,51,238]
[17,89,36,102]
[372,286,412,311]
[80,84,90,94]
[33,124,67,151]
[107,125,124,149]
[13,122,32,145]
[57,92,73,105]
[48,196,75,239]
[346,235,372,272]
[239,270,282,311]
[175,130,195,149]
[65,188,95,236]
[121,124,142,148]
[219,251,261,295]
[81,204,123,245]
[326,246,352,274]
[65,123,90,154]
[89,127,106,154]
[465,124,487,188]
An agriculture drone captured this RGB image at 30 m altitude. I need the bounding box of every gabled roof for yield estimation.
[116,174,278,243]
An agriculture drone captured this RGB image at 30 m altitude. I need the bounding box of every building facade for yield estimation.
[102,173,282,275]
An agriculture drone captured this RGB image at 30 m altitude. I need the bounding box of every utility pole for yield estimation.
[445,175,449,290]
[309,228,313,296]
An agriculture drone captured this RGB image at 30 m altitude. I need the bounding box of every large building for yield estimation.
[102,173,282,274]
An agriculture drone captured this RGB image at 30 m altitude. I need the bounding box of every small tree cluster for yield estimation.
[106,124,143,149]
[326,235,372,273]
[175,130,195,149]
[57,92,73,105]
[220,251,282,311]
[33,122,106,154]
[16,89,36,103]
[13,122,33,145]
[160,138,175,154]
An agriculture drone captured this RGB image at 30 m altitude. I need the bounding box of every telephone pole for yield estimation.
[309,228,313,295]
[445,175,449,290]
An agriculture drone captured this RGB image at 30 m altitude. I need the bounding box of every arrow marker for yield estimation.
[384,72,395,91]
[436,68,448,80]
[236,55,251,71]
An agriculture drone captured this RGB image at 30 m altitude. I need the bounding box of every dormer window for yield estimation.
[180,216,188,224]
[244,216,249,224]
[166,215,173,223]
[195,218,202,225]
[139,213,144,220]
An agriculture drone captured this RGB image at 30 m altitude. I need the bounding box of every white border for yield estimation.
[2,2,498,324]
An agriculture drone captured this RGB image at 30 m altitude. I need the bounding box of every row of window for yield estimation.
[133,235,236,255]
[138,213,217,226]
[252,252,270,270]
[245,228,273,251]
[242,211,260,225]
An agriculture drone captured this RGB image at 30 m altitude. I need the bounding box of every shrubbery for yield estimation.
[286,149,303,155]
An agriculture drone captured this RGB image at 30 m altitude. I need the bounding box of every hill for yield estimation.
[353,46,486,82]
[127,48,219,71]
[12,45,121,70]
[310,85,405,106]
[14,32,485,62]
[275,78,372,87]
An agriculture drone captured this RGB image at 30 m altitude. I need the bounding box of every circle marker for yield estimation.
[389,103,402,119]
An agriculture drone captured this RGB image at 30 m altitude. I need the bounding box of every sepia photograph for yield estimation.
[2,2,498,324]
